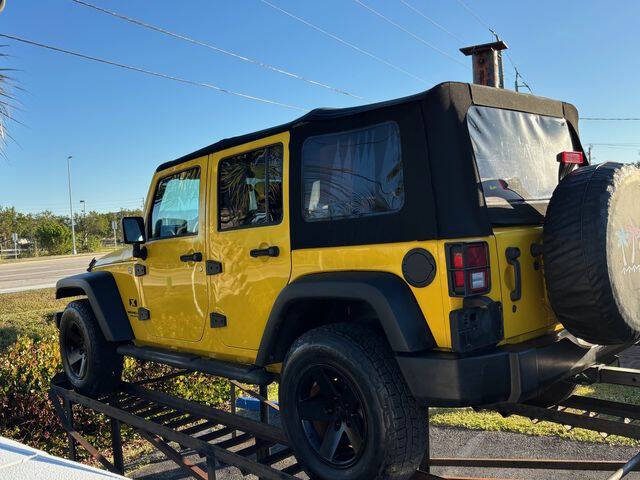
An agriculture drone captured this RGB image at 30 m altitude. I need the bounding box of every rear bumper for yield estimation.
[396,331,629,407]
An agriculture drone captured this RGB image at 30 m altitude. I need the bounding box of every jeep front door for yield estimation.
[208,133,291,352]
[140,158,209,343]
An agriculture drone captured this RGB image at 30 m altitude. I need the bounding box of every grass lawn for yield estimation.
[0,288,65,351]
[430,382,640,446]
[2,288,639,449]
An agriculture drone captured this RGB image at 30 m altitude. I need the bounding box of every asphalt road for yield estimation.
[0,254,96,294]
[130,420,640,480]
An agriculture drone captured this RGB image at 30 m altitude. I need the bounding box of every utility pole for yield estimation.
[112,220,117,249]
[67,155,77,255]
[80,199,86,216]
[588,145,593,164]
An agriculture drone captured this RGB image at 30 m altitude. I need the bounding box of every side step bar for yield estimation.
[117,344,276,385]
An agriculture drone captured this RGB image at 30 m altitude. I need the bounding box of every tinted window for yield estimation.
[302,122,404,221]
[218,143,283,231]
[467,106,573,206]
[150,167,200,239]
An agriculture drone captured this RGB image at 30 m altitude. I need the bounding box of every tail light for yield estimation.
[446,242,490,296]
[558,151,584,166]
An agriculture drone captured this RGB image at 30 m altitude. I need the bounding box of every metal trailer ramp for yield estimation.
[49,364,640,480]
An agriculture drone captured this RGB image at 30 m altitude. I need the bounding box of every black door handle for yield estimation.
[180,252,203,262]
[250,246,280,258]
[505,247,522,301]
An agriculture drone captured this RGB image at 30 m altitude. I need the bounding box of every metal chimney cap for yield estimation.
[460,40,508,56]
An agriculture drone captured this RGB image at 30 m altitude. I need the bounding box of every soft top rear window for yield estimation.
[467,106,574,225]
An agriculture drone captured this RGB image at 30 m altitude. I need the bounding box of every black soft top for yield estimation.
[157,81,580,173]
[157,82,581,248]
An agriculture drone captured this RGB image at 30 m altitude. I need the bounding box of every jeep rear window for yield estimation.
[302,121,404,222]
[150,167,200,239]
[467,106,574,221]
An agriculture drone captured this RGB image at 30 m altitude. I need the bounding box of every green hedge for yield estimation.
[0,333,230,458]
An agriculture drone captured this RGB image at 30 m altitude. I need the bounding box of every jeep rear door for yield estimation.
[207,132,291,353]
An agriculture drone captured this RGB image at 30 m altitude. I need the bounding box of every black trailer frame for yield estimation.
[49,363,640,480]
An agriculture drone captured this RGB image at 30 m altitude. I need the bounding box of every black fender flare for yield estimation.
[255,271,435,366]
[56,271,134,342]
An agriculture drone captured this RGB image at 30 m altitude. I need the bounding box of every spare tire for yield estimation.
[543,162,640,345]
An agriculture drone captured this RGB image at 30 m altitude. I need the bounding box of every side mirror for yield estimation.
[122,217,146,244]
[122,217,148,260]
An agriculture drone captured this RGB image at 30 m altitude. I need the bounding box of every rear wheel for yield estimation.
[279,324,427,480]
[59,299,123,395]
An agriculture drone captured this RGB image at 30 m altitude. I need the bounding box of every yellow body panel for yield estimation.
[96,259,150,340]
[205,132,292,358]
[93,131,559,361]
[117,156,211,349]
[492,226,559,342]
[291,241,448,347]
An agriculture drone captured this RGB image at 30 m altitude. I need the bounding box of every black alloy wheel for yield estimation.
[59,299,123,395]
[63,320,88,381]
[280,323,428,480]
[297,365,367,468]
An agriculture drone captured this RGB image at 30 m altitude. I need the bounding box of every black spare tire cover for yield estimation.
[543,162,640,345]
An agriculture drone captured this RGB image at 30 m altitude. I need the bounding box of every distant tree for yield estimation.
[34,218,72,255]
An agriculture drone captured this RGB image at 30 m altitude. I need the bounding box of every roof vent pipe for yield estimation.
[460,40,508,89]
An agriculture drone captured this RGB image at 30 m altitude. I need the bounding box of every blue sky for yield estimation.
[1,0,639,214]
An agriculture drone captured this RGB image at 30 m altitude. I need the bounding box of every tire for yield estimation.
[279,323,427,480]
[525,380,576,408]
[543,162,640,344]
[59,299,123,395]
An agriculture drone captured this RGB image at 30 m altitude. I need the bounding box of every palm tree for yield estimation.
[616,228,630,266]
[0,46,23,158]
[219,145,283,225]
[628,224,640,265]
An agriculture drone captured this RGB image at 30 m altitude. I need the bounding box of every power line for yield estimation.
[259,0,428,85]
[0,33,306,111]
[398,0,465,43]
[71,0,363,100]
[453,0,532,92]
[454,0,497,36]
[353,0,467,68]
[582,117,640,121]
[588,142,640,146]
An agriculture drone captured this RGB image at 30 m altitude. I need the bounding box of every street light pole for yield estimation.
[67,155,77,255]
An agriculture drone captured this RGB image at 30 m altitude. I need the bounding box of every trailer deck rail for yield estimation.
[49,363,640,480]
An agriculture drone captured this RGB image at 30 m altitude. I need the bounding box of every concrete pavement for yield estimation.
[0,253,97,294]
[0,435,125,480]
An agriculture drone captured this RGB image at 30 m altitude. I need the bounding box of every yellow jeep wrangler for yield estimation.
[56,82,640,480]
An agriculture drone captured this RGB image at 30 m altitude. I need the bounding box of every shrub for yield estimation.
[0,333,231,457]
[34,219,72,255]
[79,234,102,253]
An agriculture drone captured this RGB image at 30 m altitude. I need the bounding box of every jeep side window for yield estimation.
[301,121,404,221]
[150,167,200,239]
[218,143,283,231]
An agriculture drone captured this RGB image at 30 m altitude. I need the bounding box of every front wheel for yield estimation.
[279,324,427,480]
[59,299,123,395]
